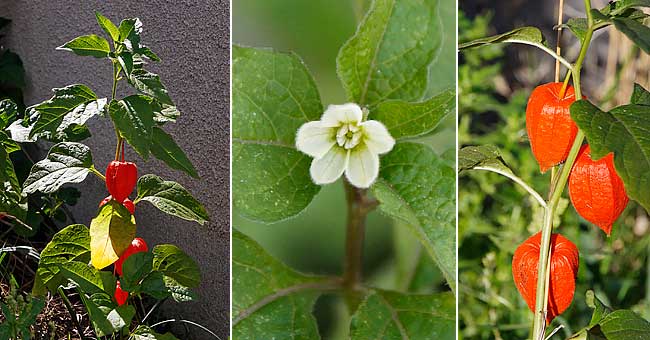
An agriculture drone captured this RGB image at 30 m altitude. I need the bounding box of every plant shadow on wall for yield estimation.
[459,2,650,340]
[232,0,456,338]
[0,13,215,339]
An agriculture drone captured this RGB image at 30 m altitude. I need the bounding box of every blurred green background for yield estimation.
[233,0,456,338]
[459,2,650,339]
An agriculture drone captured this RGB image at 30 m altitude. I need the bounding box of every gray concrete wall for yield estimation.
[0,1,230,338]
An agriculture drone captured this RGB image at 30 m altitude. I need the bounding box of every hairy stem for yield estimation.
[342,181,378,311]
[531,1,592,338]
[342,181,377,311]
[343,182,369,288]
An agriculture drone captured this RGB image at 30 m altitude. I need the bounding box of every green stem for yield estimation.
[90,165,106,181]
[342,181,377,309]
[111,60,123,161]
[111,60,119,100]
[532,1,593,339]
[508,40,574,72]
[342,182,367,288]
[57,287,86,340]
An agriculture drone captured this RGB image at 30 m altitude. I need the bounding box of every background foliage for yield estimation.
[459,3,650,339]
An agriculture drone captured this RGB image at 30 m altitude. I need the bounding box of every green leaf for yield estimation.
[0,99,18,129]
[107,305,136,334]
[573,291,650,340]
[81,292,133,337]
[128,69,173,106]
[121,252,153,292]
[562,10,612,43]
[607,0,650,16]
[232,45,322,223]
[150,127,198,178]
[40,98,105,141]
[564,18,590,43]
[152,103,180,123]
[0,50,25,87]
[372,142,456,291]
[0,135,19,194]
[11,101,101,143]
[372,89,455,140]
[131,325,180,340]
[459,26,547,50]
[139,272,171,299]
[232,230,328,339]
[152,244,201,288]
[58,261,105,294]
[349,290,455,339]
[118,18,142,43]
[109,96,155,159]
[458,144,504,172]
[80,293,114,337]
[424,0,455,96]
[585,290,612,327]
[58,34,111,58]
[34,224,90,295]
[23,142,93,194]
[138,46,160,62]
[117,51,134,77]
[337,0,441,106]
[458,145,546,207]
[99,271,117,298]
[612,17,650,53]
[89,201,137,269]
[632,83,650,105]
[95,12,120,42]
[233,143,318,223]
[0,130,19,154]
[595,310,650,338]
[135,174,208,224]
[29,84,101,138]
[570,99,650,212]
[163,275,197,302]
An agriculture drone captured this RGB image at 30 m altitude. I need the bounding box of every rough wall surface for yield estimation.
[0,1,230,338]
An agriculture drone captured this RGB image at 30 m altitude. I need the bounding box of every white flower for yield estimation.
[296,103,395,188]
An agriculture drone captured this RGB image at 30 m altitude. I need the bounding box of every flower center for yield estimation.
[336,123,362,149]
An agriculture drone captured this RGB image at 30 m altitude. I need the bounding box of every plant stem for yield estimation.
[111,60,123,161]
[531,1,593,339]
[342,181,378,312]
[555,0,565,82]
[89,165,106,181]
[57,287,86,340]
[559,71,572,100]
[342,182,370,289]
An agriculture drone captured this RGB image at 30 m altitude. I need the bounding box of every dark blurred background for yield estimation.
[459,1,650,339]
[233,0,456,338]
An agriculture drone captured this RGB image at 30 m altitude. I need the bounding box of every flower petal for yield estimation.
[310,147,349,185]
[296,121,335,158]
[345,144,379,188]
[361,120,395,154]
[321,103,362,127]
